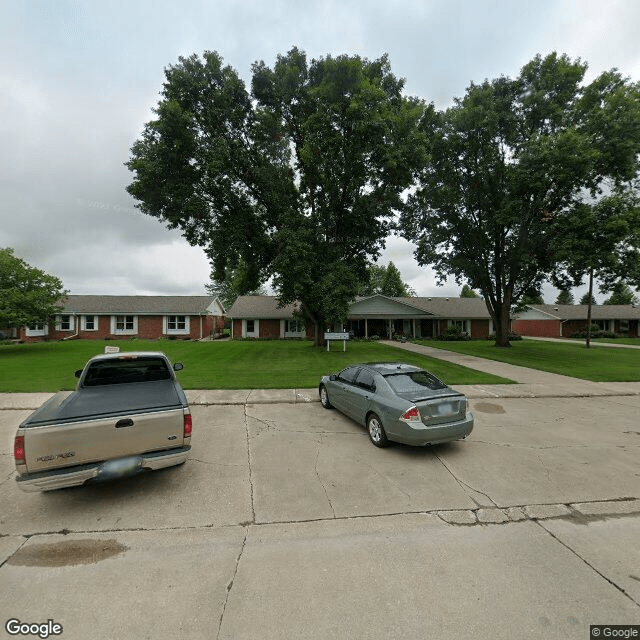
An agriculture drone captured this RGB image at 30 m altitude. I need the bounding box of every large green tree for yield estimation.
[553,188,640,345]
[401,53,640,346]
[0,248,66,329]
[127,49,424,345]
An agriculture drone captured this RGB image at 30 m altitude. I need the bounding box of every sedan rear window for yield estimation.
[83,357,171,386]
[385,371,446,393]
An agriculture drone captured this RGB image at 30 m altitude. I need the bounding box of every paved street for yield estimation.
[1,377,639,639]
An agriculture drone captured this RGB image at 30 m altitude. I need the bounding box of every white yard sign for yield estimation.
[324,332,349,352]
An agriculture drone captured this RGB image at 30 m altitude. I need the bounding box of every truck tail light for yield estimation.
[400,406,421,422]
[183,414,192,437]
[14,435,26,464]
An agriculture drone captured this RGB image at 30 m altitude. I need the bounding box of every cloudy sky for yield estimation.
[2,0,639,303]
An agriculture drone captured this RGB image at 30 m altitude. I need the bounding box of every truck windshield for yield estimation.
[386,371,446,394]
[83,357,171,386]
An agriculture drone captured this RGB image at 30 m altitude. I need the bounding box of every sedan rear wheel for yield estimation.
[367,412,390,448]
[319,385,333,409]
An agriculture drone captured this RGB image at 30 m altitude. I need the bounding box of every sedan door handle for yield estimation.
[115,418,134,428]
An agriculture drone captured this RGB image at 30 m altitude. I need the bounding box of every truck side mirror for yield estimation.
[173,362,184,371]
[74,369,83,378]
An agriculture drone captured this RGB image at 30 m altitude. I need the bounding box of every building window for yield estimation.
[246,319,255,333]
[113,315,137,334]
[285,319,304,333]
[26,323,47,337]
[56,315,74,331]
[168,315,186,330]
[620,319,629,333]
[166,315,189,334]
[82,315,97,331]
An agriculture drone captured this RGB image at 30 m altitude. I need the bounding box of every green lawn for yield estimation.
[414,338,640,382]
[0,339,514,392]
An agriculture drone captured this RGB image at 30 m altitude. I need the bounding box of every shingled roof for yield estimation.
[227,296,300,319]
[527,304,640,320]
[228,294,491,319]
[58,295,222,315]
[394,296,491,318]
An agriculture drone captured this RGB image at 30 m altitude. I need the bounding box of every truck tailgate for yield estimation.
[20,380,187,474]
[23,406,186,473]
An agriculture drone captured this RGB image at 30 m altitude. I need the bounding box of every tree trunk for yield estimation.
[585,267,594,349]
[490,296,512,348]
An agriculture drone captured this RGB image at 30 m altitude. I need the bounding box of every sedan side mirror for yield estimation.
[74,369,83,378]
[173,362,184,371]
[329,374,337,381]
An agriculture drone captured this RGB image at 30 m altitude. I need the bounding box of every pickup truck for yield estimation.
[13,351,192,492]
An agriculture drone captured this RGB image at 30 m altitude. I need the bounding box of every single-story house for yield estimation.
[512,304,640,338]
[227,294,496,339]
[227,296,310,339]
[11,295,226,343]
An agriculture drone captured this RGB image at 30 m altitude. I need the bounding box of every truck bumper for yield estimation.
[16,446,191,492]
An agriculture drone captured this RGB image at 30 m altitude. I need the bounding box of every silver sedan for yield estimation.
[319,362,474,448]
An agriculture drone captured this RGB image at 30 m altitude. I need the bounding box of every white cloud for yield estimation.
[1,0,638,296]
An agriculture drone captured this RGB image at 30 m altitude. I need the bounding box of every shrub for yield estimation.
[570,328,616,339]
[436,326,471,341]
[486,331,523,341]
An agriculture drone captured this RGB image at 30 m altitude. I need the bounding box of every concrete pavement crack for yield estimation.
[243,405,256,524]
[190,458,244,468]
[434,452,498,508]
[0,536,30,570]
[314,435,336,518]
[0,469,16,488]
[216,527,248,640]
[535,520,640,609]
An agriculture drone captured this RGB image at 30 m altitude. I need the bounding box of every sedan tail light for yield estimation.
[184,413,192,437]
[14,435,26,464]
[400,406,421,422]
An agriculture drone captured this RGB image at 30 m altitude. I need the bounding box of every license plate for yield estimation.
[97,456,142,480]
[435,402,455,416]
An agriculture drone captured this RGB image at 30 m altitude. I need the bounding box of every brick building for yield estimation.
[12,295,225,342]
[227,294,495,339]
[512,304,640,338]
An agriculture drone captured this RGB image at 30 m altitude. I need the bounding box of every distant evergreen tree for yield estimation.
[358,264,387,296]
[579,292,597,305]
[603,282,638,305]
[381,262,415,297]
[521,290,544,305]
[555,289,574,305]
[460,284,480,298]
[205,261,267,310]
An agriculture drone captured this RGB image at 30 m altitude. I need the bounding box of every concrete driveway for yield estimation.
[1,392,639,639]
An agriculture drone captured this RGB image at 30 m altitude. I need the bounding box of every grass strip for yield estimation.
[0,339,514,392]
